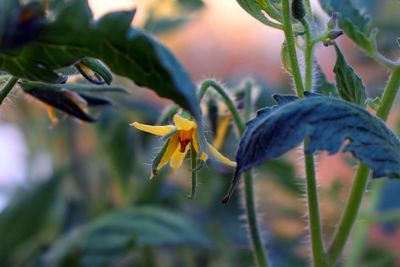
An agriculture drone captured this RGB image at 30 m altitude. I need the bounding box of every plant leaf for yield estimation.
[0,174,62,265]
[334,45,367,106]
[236,0,282,28]
[223,93,400,202]
[45,207,212,266]
[0,0,201,121]
[319,0,376,54]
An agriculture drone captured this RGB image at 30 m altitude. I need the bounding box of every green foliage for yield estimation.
[228,94,400,199]
[45,207,212,266]
[334,45,367,106]
[0,174,62,265]
[0,0,201,120]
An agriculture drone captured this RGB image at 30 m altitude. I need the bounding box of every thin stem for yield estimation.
[285,2,326,265]
[344,180,384,267]
[243,81,252,120]
[0,76,18,106]
[302,19,313,92]
[281,0,305,97]
[198,80,270,267]
[244,172,270,267]
[328,66,400,264]
[188,144,197,199]
[327,164,370,264]
[305,144,328,267]
[198,80,245,133]
[303,0,313,22]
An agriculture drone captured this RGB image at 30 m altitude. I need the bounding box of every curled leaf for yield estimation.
[223,93,400,202]
[21,82,112,122]
[75,58,113,85]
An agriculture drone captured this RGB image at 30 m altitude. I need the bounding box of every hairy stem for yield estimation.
[343,180,384,267]
[328,66,400,264]
[281,0,305,97]
[0,76,18,106]
[284,2,326,265]
[305,147,328,267]
[198,80,270,267]
[302,19,313,92]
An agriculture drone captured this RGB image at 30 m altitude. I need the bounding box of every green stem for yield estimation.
[303,0,313,22]
[327,164,370,264]
[344,180,384,267]
[244,172,270,267]
[198,80,245,133]
[188,144,197,199]
[305,145,328,266]
[302,19,313,92]
[198,80,270,267]
[285,3,326,265]
[328,66,400,264]
[282,0,305,97]
[0,76,18,106]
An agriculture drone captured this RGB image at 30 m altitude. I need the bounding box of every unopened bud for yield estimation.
[291,0,306,21]
[327,12,338,30]
[327,29,343,40]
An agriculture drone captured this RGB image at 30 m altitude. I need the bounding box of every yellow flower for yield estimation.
[131,114,236,177]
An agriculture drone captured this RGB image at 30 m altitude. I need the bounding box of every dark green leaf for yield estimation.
[319,0,376,54]
[45,207,212,266]
[0,174,61,265]
[334,45,367,106]
[20,81,114,122]
[224,93,400,202]
[0,0,201,121]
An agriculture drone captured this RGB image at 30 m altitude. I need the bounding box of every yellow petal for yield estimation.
[45,105,59,126]
[213,115,231,150]
[170,143,190,170]
[173,114,196,130]
[131,122,175,136]
[191,130,208,161]
[207,142,237,167]
[156,134,179,171]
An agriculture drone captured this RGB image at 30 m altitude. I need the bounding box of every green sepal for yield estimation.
[151,139,170,179]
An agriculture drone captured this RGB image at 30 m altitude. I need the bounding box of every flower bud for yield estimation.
[327,29,343,40]
[291,0,306,21]
[327,12,338,30]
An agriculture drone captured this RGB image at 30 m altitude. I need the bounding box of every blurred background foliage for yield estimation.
[0,0,400,266]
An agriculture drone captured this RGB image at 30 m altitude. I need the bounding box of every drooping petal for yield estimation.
[191,131,208,161]
[156,134,179,171]
[170,143,190,170]
[213,115,231,150]
[173,114,196,131]
[45,104,59,126]
[207,142,236,167]
[131,122,175,136]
